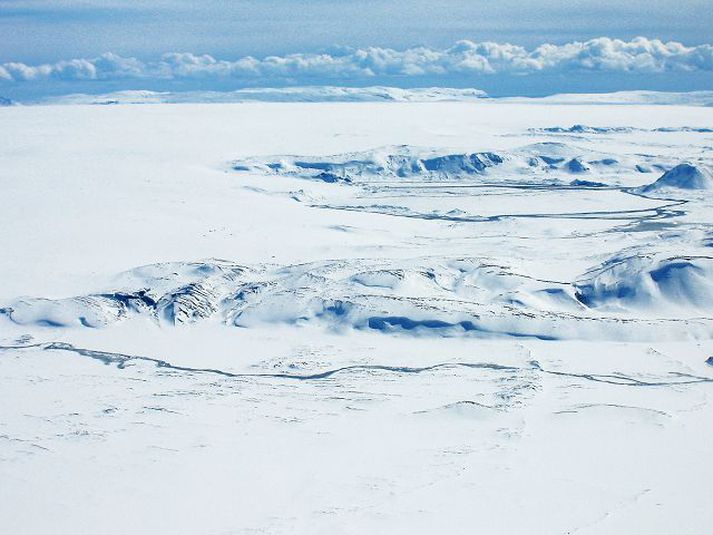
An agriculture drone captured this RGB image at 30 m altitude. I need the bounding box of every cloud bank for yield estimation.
[2,37,713,86]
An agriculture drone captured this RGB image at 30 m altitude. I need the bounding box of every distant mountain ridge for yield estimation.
[35,87,488,105]
[503,90,713,106]
[17,88,713,106]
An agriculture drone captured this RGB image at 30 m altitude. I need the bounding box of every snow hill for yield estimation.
[640,163,713,193]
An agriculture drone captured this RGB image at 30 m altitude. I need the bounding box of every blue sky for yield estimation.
[1,0,712,98]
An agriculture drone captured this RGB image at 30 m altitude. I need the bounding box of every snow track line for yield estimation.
[312,198,686,224]
[2,342,712,387]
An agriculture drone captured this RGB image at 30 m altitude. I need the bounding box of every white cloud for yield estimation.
[2,37,713,84]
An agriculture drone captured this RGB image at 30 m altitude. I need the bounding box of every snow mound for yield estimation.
[2,261,247,327]
[513,142,632,175]
[575,255,713,313]
[567,158,590,173]
[640,164,713,193]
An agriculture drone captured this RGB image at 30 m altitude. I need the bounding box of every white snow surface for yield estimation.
[1,99,713,534]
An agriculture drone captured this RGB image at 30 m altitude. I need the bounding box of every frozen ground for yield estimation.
[1,95,713,534]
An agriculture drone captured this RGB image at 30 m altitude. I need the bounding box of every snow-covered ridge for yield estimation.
[231,144,712,232]
[33,87,488,105]
[9,88,713,106]
[504,90,713,106]
[235,146,506,182]
[233,142,667,185]
[4,256,713,341]
[531,124,713,134]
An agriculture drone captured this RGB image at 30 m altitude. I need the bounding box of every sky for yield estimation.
[1,0,712,99]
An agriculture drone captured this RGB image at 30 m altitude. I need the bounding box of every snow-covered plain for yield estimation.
[1,95,713,534]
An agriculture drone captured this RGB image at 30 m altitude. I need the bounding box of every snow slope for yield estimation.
[1,99,713,534]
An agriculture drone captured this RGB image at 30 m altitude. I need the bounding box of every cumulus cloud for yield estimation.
[2,37,713,84]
